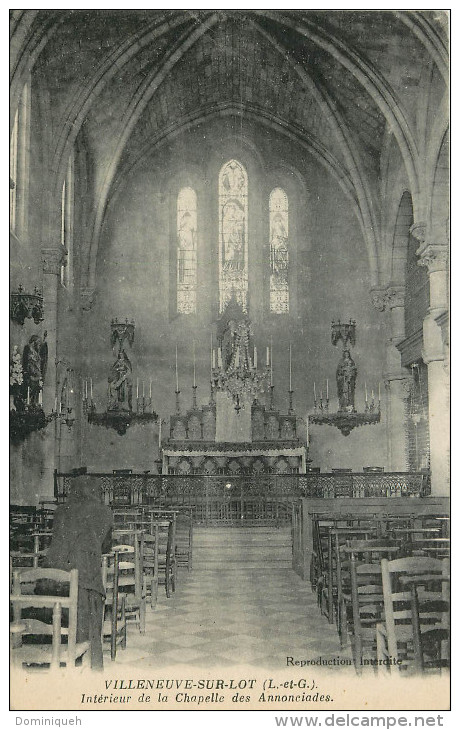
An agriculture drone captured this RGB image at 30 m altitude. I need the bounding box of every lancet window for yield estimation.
[177,187,197,314]
[269,187,289,313]
[218,160,248,312]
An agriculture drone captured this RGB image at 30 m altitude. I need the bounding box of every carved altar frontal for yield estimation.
[164,399,305,475]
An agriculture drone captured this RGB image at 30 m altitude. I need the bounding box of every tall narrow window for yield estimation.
[219,160,248,312]
[177,187,197,314]
[60,155,74,288]
[10,109,19,232]
[269,187,289,313]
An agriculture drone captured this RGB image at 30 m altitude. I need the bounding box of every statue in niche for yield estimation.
[202,411,215,440]
[188,415,201,440]
[22,332,48,406]
[266,414,279,440]
[280,419,294,440]
[252,409,265,441]
[336,349,357,412]
[107,349,133,412]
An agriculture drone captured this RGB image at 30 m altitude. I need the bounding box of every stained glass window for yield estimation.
[219,160,248,312]
[269,188,289,313]
[177,187,197,314]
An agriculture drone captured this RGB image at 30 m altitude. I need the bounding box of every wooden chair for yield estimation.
[102,551,127,661]
[349,556,386,674]
[10,567,90,670]
[142,519,176,599]
[337,539,401,651]
[376,556,450,675]
[108,542,146,634]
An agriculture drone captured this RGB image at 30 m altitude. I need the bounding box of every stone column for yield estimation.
[40,246,65,497]
[371,285,410,471]
[417,239,449,496]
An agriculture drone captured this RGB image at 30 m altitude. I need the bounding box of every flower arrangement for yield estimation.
[10,346,23,387]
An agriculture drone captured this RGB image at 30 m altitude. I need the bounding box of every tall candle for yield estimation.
[158,419,162,449]
[371,389,375,402]
[217,347,222,368]
[54,396,57,412]
[306,416,309,446]
[365,382,368,402]
[85,379,88,400]
[235,349,240,368]
[193,340,196,387]
[142,380,145,398]
[289,343,292,391]
[27,387,30,405]
[254,346,257,369]
[378,382,381,401]
[314,382,316,401]
[149,379,152,399]
[266,346,270,367]
[90,378,93,400]
[326,379,329,400]
[270,336,273,385]
[136,378,139,399]
[175,345,179,391]
[212,349,216,369]
[38,389,42,406]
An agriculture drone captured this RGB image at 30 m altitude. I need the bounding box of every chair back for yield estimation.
[10,567,79,668]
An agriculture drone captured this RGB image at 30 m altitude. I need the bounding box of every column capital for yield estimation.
[417,243,448,274]
[80,286,96,312]
[386,284,405,310]
[410,221,426,244]
[41,247,65,275]
[370,284,405,312]
[370,287,388,312]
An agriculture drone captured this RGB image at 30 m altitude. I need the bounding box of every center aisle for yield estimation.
[109,526,353,669]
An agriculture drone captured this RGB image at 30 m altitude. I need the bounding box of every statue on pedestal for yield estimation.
[336,349,357,412]
[107,350,133,412]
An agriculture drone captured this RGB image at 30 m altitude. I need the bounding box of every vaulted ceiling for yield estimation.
[10,9,448,279]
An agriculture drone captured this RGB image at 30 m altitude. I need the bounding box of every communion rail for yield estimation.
[54,471,430,526]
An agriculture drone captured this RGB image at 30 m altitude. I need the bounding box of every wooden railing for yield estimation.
[54,471,430,525]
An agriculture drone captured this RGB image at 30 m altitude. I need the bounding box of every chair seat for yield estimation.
[12,640,90,664]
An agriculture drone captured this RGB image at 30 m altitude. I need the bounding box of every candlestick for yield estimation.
[211,334,213,377]
[270,336,273,385]
[175,345,179,392]
[193,340,196,387]
[289,343,292,391]
[254,346,257,369]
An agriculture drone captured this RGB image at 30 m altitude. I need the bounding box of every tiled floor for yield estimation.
[108,565,353,669]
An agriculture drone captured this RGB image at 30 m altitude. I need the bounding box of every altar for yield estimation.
[161,298,307,476]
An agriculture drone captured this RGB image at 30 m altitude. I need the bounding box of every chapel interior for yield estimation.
[10,10,450,679]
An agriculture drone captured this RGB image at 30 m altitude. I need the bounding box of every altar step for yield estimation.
[192,526,292,571]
